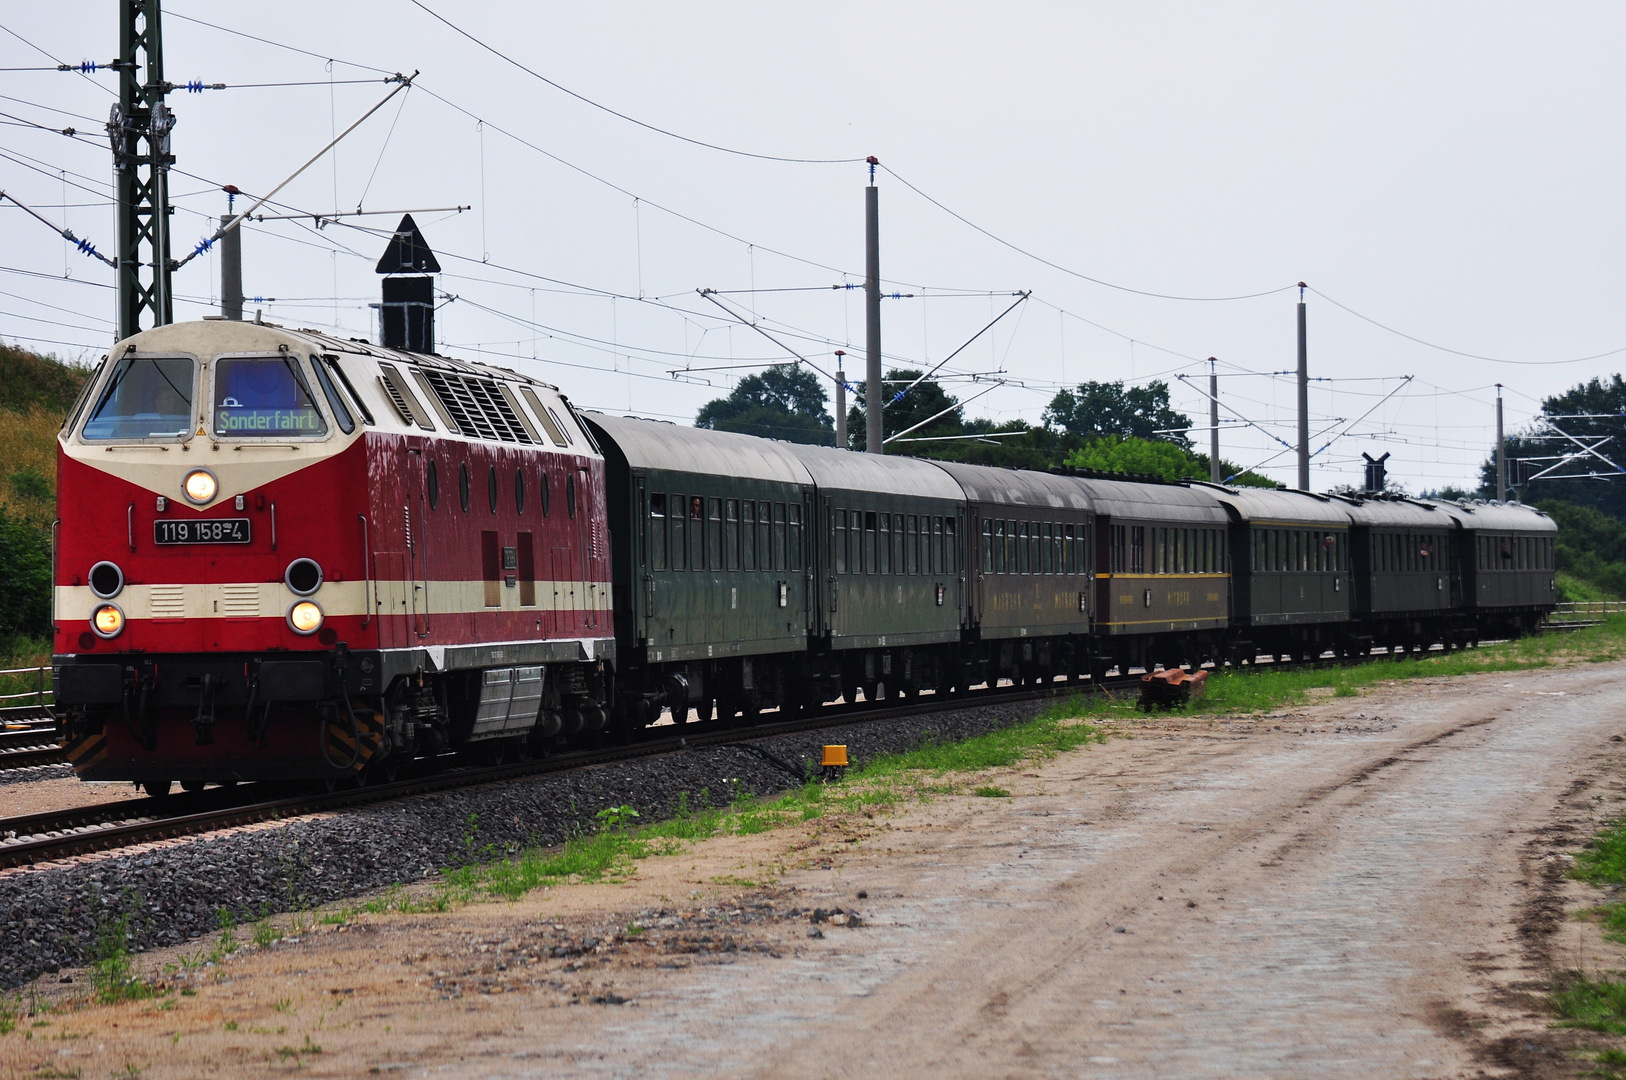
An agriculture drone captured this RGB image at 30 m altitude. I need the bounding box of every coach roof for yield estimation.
[583,413,814,486]
[1069,476,1229,525]
[1193,484,1352,528]
[1335,496,1466,530]
[1423,499,1558,533]
[787,443,966,501]
[928,460,1094,510]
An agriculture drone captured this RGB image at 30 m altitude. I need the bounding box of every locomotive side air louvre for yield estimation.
[415,368,534,444]
[377,363,435,431]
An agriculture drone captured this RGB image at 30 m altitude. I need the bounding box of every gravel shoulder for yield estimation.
[5,666,1626,1078]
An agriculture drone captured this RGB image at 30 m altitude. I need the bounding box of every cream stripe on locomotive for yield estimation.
[56,579,611,622]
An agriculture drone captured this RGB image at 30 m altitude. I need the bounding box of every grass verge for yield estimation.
[1187,615,1626,717]
[427,696,1105,907]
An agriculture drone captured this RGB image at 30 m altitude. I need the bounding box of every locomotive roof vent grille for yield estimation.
[417,368,533,445]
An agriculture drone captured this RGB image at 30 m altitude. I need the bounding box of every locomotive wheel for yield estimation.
[181,780,206,794]
[141,778,172,799]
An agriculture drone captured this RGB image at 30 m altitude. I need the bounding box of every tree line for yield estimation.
[694,364,1277,485]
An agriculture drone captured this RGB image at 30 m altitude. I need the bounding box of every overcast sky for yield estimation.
[4,2,1624,492]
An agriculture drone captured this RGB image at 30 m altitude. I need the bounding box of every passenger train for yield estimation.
[50,319,1558,792]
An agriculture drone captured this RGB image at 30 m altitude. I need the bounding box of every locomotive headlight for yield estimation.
[91,603,125,638]
[287,600,324,635]
[182,469,218,505]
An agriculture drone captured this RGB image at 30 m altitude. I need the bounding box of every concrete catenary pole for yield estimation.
[834,350,847,449]
[1496,383,1507,501]
[1297,283,1310,490]
[1209,357,1221,483]
[865,157,883,455]
[219,213,242,320]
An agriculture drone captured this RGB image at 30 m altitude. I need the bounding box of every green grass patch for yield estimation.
[1558,571,1622,604]
[1183,615,1626,716]
[974,786,1012,798]
[425,700,1105,906]
[89,915,154,1006]
[1552,973,1626,1034]
[1592,1047,1626,1079]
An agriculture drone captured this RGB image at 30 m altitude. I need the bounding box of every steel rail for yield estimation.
[0,679,1098,870]
[0,636,1545,869]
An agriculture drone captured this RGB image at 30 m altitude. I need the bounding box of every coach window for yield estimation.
[670,495,686,571]
[689,496,705,571]
[991,521,1004,574]
[861,511,875,574]
[980,521,993,574]
[483,466,495,514]
[877,514,890,575]
[760,502,774,571]
[427,460,440,510]
[539,472,550,517]
[775,504,788,571]
[946,519,956,573]
[1032,522,1043,574]
[726,500,740,571]
[789,504,803,571]
[930,517,943,576]
[649,494,667,571]
[1064,524,1076,574]
[834,510,847,574]
[705,497,718,572]
[459,463,471,512]
[742,500,757,570]
[515,469,525,514]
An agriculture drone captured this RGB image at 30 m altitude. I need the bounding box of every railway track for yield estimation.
[0,633,1569,868]
[0,678,1096,871]
[0,724,63,773]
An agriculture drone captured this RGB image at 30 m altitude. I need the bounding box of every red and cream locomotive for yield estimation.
[52,318,613,793]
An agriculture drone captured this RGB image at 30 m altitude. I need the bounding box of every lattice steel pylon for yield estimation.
[107,0,174,340]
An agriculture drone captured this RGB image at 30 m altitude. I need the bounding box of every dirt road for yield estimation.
[7,664,1625,1078]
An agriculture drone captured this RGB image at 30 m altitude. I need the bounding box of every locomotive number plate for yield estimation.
[154,518,251,545]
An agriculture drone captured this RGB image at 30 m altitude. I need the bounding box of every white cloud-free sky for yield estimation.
[3,2,1623,492]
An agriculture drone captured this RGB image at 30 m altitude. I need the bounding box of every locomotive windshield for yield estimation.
[81,354,195,441]
[212,356,327,438]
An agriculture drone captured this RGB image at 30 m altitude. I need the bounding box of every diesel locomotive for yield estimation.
[50,319,1558,791]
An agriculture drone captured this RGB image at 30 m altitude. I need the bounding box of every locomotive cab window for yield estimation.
[308,356,354,434]
[212,356,326,438]
[82,353,195,441]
